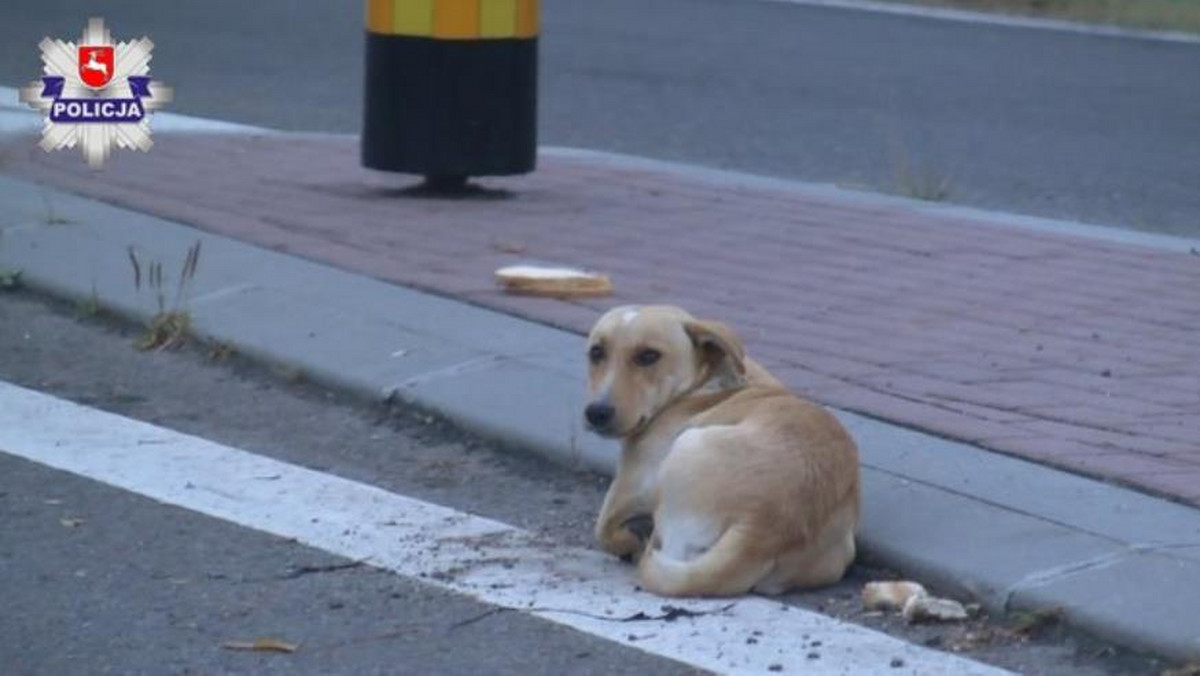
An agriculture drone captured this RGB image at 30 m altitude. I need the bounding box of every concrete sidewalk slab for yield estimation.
[2,132,1197,511]
[2,176,1199,661]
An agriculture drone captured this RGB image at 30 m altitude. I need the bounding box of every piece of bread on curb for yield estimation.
[862,581,928,611]
[495,265,613,298]
[901,595,969,624]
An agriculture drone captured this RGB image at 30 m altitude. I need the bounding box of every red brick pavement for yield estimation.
[5,134,1199,505]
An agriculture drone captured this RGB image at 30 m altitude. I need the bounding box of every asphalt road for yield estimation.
[1,454,700,676]
[0,293,697,676]
[1,0,1198,236]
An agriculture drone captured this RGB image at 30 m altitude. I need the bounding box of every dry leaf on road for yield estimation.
[221,637,299,653]
[491,241,527,254]
[1009,607,1064,638]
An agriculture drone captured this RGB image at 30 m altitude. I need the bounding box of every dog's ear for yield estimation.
[684,320,747,384]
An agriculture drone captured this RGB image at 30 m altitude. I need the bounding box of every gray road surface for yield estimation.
[0,454,699,676]
[1,0,1198,235]
[0,293,697,676]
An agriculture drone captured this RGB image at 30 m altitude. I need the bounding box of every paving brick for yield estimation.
[6,133,1200,505]
[769,366,857,402]
[1123,417,1200,445]
[1002,419,1185,455]
[1056,452,1200,478]
[1032,402,1185,428]
[976,436,1106,463]
[1131,472,1200,502]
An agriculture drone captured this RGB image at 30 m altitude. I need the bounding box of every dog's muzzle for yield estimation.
[584,401,616,433]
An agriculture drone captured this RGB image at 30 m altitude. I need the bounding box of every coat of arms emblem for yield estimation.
[78,45,115,89]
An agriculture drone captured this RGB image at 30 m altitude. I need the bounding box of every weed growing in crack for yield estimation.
[75,282,102,318]
[127,240,202,350]
[207,341,236,363]
[894,155,952,202]
[39,192,72,225]
[0,230,22,291]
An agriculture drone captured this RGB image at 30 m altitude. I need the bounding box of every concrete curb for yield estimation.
[2,175,1198,661]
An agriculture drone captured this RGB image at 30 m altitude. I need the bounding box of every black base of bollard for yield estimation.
[423,174,469,192]
[390,175,512,201]
[362,33,537,178]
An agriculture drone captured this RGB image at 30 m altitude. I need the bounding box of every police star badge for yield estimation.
[19,17,173,169]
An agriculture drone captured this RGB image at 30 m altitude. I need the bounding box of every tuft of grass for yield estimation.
[893,151,953,202]
[274,365,306,385]
[136,312,192,351]
[896,166,953,202]
[885,131,953,202]
[0,267,22,291]
[76,284,102,318]
[1162,661,1200,676]
[207,341,236,362]
[0,230,19,291]
[39,192,72,226]
[127,240,203,351]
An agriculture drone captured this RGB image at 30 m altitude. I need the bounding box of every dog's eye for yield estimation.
[588,345,606,364]
[633,349,661,367]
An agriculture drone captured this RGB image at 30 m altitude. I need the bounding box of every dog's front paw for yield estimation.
[623,514,654,543]
[599,524,645,560]
[600,530,642,559]
[617,516,657,563]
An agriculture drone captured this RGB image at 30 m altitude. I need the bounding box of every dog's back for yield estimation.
[638,386,859,597]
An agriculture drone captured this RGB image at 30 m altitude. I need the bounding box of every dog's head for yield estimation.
[583,305,746,438]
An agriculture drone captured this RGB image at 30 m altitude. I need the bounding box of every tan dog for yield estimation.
[585,306,860,597]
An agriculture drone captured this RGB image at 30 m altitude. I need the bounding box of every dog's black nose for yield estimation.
[585,402,615,429]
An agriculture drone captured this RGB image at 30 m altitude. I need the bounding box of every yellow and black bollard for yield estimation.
[362,0,538,192]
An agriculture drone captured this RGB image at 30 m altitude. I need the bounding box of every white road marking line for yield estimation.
[749,0,1200,45]
[0,381,1010,675]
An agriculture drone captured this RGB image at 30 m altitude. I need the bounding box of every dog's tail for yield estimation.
[637,524,771,597]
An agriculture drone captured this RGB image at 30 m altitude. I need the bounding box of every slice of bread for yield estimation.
[495,265,613,297]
